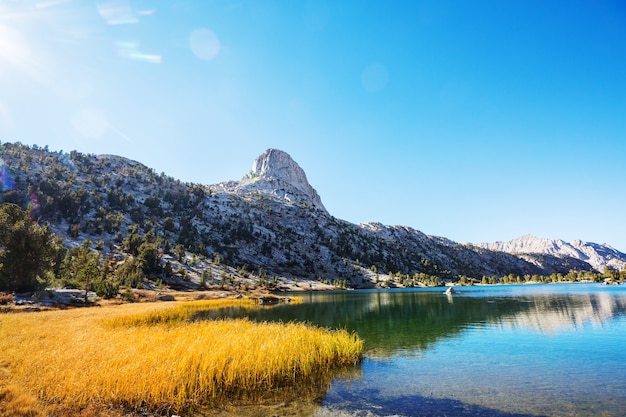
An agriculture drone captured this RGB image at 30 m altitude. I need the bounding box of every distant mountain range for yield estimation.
[476,235,626,272]
[1,141,623,289]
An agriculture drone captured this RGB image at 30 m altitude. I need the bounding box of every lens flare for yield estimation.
[35,0,71,9]
[189,28,220,61]
[0,23,41,78]
[0,159,15,191]
[137,10,155,16]
[97,0,138,25]
[115,41,161,64]
[28,191,40,217]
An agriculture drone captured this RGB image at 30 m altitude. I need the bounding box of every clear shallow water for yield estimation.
[206,283,626,416]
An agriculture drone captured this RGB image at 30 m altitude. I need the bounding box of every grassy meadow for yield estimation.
[0,299,363,416]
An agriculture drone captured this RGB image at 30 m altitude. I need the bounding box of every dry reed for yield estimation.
[0,299,362,415]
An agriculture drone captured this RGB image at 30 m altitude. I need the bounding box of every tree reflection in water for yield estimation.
[193,284,626,416]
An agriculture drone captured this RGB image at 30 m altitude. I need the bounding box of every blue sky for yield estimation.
[1,0,625,251]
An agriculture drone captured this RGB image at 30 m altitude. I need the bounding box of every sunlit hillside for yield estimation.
[1,141,606,297]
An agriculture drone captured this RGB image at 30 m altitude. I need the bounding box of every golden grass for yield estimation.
[0,385,44,417]
[0,299,362,416]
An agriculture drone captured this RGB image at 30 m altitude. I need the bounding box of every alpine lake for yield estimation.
[201,283,626,417]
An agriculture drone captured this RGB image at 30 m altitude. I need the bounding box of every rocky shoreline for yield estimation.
[0,284,311,312]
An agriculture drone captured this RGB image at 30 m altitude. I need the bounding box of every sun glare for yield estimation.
[0,1,56,82]
[0,23,39,76]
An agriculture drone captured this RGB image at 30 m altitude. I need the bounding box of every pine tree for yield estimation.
[0,203,55,292]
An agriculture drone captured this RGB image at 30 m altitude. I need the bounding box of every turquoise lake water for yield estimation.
[209,283,626,416]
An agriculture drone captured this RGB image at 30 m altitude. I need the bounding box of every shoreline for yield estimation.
[2,279,619,313]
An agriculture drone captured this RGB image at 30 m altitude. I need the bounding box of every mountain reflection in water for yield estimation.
[197,284,626,356]
[196,284,626,417]
[495,290,626,334]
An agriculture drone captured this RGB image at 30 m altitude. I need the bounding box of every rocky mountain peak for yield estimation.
[250,149,304,183]
[476,235,626,272]
[238,149,326,212]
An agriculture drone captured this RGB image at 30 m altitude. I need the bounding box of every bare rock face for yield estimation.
[476,235,626,272]
[238,149,327,212]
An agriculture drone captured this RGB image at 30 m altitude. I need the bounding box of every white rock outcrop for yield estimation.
[237,149,327,212]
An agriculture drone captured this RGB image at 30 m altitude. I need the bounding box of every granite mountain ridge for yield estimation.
[1,141,620,290]
[476,234,626,273]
